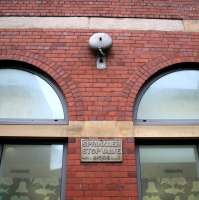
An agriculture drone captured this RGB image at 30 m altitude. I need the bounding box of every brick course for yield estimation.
[0,0,199,19]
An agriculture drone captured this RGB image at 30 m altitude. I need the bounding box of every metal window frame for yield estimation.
[0,144,3,167]
[136,144,142,200]
[61,143,67,200]
[134,63,199,125]
[0,139,67,200]
[0,61,68,125]
[136,139,199,200]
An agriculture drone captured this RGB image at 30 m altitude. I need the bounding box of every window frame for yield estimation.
[0,65,68,125]
[134,66,199,125]
[136,139,199,200]
[0,139,67,200]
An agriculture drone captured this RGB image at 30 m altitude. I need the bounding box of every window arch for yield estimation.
[0,60,67,124]
[135,64,199,124]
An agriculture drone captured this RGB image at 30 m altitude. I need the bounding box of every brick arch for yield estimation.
[0,50,85,120]
[123,54,199,119]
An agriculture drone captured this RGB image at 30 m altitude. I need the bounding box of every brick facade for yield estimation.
[1,28,199,199]
[0,0,199,19]
[1,1,199,200]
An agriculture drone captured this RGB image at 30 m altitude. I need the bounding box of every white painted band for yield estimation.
[0,17,197,32]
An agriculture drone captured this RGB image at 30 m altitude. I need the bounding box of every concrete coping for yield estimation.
[1,121,199,138]
[0,17,199,32]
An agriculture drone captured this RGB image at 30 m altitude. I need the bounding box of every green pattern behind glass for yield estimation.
[0,178,60,200]
[142,178,199,200]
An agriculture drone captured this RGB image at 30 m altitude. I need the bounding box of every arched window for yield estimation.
[136,65,199,200]
[135,68,199,124]
[0,61,67,124]
[0,60,67,200]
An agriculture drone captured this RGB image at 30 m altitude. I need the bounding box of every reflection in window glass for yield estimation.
[0,145,63,200]
[139,146,199,200]
[137,70,199,121]
[0,69,64,120]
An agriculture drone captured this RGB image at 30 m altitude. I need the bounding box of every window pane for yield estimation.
[139,145,199,200]
[0,69,64,120]
[0,144,63,200]
[137,70,199,121]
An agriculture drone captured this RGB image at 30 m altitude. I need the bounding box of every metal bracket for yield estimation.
[96,56,106,69]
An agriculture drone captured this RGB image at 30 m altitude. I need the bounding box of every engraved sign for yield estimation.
[81,139,122,162]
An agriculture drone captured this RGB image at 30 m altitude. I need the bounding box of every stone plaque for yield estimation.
[81,139,122,162]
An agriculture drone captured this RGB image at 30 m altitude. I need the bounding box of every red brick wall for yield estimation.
[67,138,137,200]
[0,0,199,19]
[0,29,199,121]
[1,2,199,200]
[1,29,199,200]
